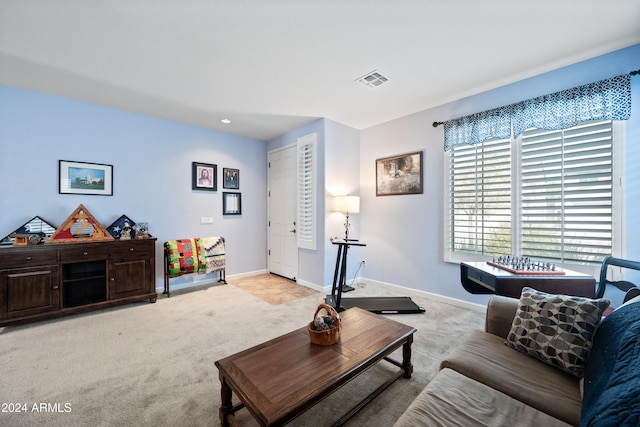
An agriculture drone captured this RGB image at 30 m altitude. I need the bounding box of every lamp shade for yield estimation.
[334,195,360,214]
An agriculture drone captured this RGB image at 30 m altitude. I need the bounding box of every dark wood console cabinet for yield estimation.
[0,239,156,326]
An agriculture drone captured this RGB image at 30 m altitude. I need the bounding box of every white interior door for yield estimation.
[268,145,298,280]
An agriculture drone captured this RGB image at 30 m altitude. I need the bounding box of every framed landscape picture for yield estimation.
[59,160,113,196]
[192,162,217,191]
[375,151,423,196]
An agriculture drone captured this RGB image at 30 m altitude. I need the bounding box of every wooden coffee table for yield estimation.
[215,307,416,426]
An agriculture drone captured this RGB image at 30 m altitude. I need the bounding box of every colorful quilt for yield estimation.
[202,236,225,274]
[165,238,206,278]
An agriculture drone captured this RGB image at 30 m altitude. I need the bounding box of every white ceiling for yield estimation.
[1,0,639,141]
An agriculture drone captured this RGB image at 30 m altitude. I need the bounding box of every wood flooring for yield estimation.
[229,273,320,305]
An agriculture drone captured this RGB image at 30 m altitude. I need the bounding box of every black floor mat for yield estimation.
[326,296,425,314]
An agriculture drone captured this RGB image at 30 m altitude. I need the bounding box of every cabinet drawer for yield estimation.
[0,250,58,269]
[59,245,108,262]
[110,241,152,259]
[466,267,495,288]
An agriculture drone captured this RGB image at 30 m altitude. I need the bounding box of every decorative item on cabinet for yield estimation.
[47,204,113,243]
[10,233,44,246]
[107,214,137,239]
[135,222,150,239]
[1,216,57,246]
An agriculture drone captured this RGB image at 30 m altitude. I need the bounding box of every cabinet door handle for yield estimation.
[25,256,32,261]
[52,285,59,290]
[110,278,115,282]
[129,248,135,252]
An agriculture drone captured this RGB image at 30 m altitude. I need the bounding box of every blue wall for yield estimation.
[0,85,268,291]
[267,118,361,289]
[1,43,638,304]
[359,44,640,306]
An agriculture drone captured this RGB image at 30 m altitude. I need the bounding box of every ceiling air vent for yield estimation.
[356,70,389,88]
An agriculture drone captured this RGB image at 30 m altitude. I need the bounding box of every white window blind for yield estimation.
[448,138,512,256]
[521,121,613,264]
[447,120,617,267]
[297,133,317,250]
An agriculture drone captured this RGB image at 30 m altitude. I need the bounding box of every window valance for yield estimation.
[442,73,632,151]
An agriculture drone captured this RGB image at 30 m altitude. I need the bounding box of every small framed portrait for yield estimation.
[223,168,240,189]
[59,160,113,196]
[192,162,217,191]
[223,192,242,215]
[376,151,423,196]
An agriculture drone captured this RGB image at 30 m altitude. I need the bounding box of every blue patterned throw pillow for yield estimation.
[506,287,610,378]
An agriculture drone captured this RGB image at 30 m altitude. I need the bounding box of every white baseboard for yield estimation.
[159,271,487,313]
[227,269,269,280]
[155,269,269,293]
[296,278,326,293]
[359,277,487,312]
[296,275,486,313]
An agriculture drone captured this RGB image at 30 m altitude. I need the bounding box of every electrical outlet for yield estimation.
[200,216,214,224]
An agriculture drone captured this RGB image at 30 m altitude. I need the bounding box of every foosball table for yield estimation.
[460,257,596,298]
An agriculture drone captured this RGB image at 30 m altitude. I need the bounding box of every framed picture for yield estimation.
[192,162,217,191]
[375,151,423,196]
[223,192,242,215]
[223,168,240,189]
[59,160,113,196]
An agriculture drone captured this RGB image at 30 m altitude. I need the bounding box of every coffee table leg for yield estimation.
[402,334,414,378]
[219,373,233,427]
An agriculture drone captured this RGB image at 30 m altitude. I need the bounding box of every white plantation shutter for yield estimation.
[521,121,613,264]
[297,133,317,250]
[446,120,618,267]
[448,137,512,255]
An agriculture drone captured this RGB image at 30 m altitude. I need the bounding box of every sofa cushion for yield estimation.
[393,368,573,427]
[505,287,610,377]
[580,298,640,426]
[484,295,519,339]
[440,329,581,426]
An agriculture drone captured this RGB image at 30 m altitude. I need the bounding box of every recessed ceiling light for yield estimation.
[356,70,389,88]
[220,118,231,124]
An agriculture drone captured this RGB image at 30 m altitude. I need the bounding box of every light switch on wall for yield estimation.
[200,216,214,224]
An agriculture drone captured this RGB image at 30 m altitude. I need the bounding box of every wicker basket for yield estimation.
[308,303,342,346]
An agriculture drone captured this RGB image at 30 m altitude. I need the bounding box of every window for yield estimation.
[445,120,623,269]
[447,137,512,256]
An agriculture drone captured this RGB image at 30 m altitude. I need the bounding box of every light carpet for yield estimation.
[0,276,485,427]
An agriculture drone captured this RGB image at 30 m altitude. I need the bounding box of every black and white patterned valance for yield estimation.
[443,73,632,151]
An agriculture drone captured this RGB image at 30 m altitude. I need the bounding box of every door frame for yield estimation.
[267,143,299,280]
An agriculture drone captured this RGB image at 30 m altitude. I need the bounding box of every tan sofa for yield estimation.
[394,294,640,427]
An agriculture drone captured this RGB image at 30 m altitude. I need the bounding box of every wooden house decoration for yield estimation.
[46,204,113,243]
